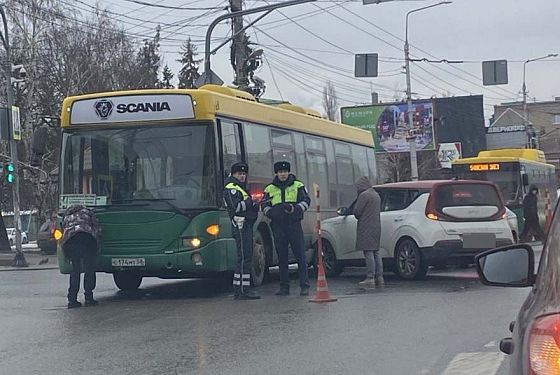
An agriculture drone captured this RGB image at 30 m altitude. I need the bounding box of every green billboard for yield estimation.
[341,101,435,153]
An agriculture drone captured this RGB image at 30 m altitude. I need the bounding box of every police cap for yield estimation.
[274,161,291,173]
[231,162,249,174]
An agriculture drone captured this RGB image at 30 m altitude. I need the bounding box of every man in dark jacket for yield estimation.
[223,162,260,300]
[263,161,311,296]
[520,184,545,243]
[354,176,383,289]
[61,205,100,309]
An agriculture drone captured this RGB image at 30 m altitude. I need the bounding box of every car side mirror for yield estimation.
[475,244,535,287]
[336,207,348,216]
[522,174,529,187]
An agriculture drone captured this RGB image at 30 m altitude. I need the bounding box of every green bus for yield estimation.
[53,85,377,291]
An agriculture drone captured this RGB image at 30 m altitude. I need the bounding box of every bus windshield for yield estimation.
[60,123,217,210]
[457,170,521,205]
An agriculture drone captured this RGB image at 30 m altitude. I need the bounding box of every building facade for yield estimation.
[493,99,560,182]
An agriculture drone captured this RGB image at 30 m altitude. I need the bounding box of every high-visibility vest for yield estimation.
[225,182,249,200]
[264,181,304,206]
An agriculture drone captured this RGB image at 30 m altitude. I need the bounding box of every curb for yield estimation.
[0,266,59,272]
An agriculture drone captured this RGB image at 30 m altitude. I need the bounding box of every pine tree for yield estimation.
[177,38,202,89]
[160,64,174,88]
[133,26,161,89]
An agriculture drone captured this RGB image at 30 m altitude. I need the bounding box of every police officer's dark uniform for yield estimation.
[263,161,311,296]
[223,162,260,300]
[520,184,546,242]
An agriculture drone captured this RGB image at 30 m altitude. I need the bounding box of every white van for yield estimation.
[320,180,514,280]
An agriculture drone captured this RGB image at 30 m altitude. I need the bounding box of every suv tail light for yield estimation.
[529,314,560,374]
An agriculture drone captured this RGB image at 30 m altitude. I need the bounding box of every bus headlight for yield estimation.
[186,237,201,248]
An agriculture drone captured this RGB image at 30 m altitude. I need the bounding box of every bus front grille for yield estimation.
[102,239,163,254]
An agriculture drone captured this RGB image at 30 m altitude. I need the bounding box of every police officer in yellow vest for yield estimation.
[223,162,260,300]
[263,161,311,296]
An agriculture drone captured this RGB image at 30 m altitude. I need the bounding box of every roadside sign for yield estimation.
[0,107,11,140]
[10,106,21,141]
[438,142,462,169]
[482,60,508,86]
[355,53,378,78]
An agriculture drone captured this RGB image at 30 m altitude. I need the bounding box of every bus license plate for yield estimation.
[111,258,146,267]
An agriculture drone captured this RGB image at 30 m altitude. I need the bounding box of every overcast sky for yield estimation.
[94,0,560,121]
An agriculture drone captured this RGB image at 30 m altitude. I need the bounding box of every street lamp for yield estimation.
[404,1,452,181]
[0,5,26,266]
[522,53,558,148]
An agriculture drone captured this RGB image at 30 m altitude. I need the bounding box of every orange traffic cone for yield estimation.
[309,259,337,303]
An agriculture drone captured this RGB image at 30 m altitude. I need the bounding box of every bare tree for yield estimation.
[378,153,410,182]
[2,0,150,223]
[322,80,338,122]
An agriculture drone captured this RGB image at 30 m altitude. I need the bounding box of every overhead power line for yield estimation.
[120,0,229,11]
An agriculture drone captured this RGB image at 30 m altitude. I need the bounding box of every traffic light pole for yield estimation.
[1,6,26,266]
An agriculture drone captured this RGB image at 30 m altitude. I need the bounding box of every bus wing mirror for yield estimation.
[522,174,529,186]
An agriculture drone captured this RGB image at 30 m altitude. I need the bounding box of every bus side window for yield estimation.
[294,133,308,187]
[219,119,242,178]
[271,129,296,174]
[366,148,378,184]
[334,142,355,207]
[245,123,273,195]
[305,136,328,208]
[352,145,369,182]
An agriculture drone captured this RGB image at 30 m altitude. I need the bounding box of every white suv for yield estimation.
[320,180,514,280]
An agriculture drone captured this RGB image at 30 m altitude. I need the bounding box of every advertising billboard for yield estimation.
[341,100,434,153]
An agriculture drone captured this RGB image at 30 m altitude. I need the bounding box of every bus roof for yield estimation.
[452,148,554,167]
[60,85,374,147]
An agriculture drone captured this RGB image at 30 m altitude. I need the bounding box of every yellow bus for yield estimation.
[54,84,376,290]
[452,149,556,234]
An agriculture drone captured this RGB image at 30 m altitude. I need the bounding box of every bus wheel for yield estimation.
[113,272,143,291]
[251,230,268,287]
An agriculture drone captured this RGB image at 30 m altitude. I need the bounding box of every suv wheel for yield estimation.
[395,238,428,280]
[315,240,344,277]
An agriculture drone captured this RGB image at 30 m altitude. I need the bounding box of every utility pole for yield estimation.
[522,53,557,149]
[404,1,451,181]
[230,0,249,90]
[0,5,26,266]
[404,36,418,181]
[202,0,315,86]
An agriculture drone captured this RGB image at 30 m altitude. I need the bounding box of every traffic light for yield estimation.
[5,163,14,183]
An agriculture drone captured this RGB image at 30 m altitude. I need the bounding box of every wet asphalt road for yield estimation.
[0,262,536,375]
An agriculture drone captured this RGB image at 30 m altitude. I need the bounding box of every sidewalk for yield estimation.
[0,249,58,271]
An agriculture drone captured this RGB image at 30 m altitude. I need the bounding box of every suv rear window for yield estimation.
[432,183,504,221]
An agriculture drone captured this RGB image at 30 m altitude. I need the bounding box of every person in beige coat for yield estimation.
[353,176,383,288]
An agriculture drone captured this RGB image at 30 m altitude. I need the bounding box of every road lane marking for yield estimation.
[442,352,505,375]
